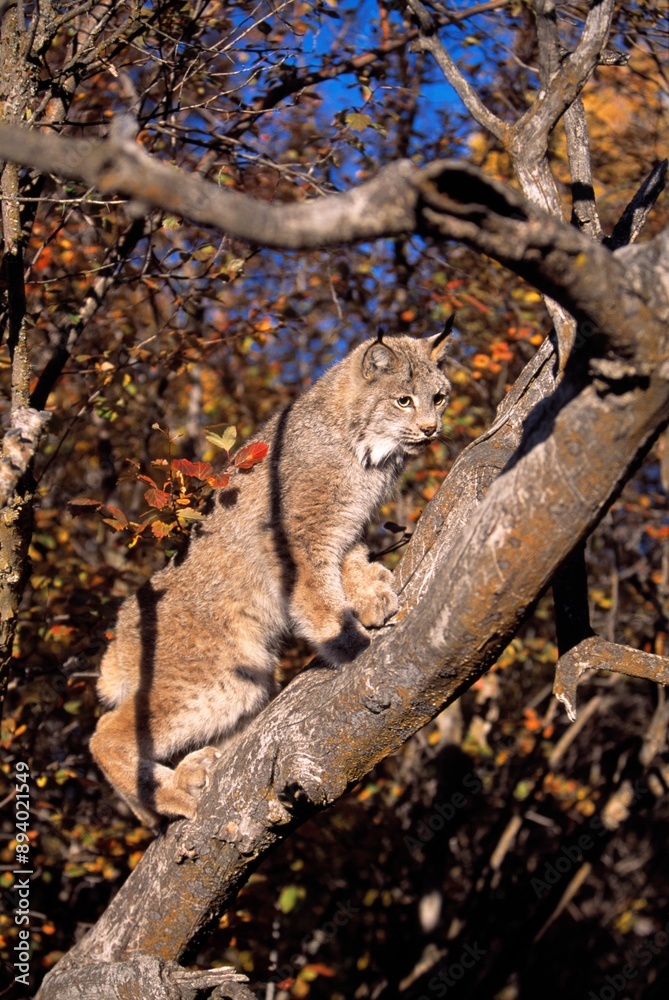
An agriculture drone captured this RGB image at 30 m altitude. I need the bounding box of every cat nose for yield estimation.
[419,421,437,438]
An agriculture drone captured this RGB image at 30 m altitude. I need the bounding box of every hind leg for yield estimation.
[173,669,278,801]
[90,700,203,827]
[91,664,277,825]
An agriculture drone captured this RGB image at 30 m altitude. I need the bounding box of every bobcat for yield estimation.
[90,322,453,826]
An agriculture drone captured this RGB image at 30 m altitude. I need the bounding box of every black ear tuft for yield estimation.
[428,313,455,368]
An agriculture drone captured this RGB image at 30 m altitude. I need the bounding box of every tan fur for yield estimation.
[90,327,452,826]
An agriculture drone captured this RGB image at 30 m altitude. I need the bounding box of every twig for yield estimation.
[405,0,506,141]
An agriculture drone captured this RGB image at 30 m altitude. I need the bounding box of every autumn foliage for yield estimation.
[1,3,669,999]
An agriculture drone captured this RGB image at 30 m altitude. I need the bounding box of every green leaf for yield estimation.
[192,244,216,262]
[176,508,204,522]
[206,426,236,452]
[277,884,306,914]
[345,111,372,132]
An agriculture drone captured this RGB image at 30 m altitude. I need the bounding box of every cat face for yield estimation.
[354,327,452,467]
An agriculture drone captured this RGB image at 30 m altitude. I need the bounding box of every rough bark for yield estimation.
[35,218,669,997]
[0,120,663,364]
[0,5,41,690]
[1,4,665,994]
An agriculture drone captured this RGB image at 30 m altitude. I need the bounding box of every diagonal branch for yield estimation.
[42,282,669,980]
[405,0,507,141]
[604,159,669,251]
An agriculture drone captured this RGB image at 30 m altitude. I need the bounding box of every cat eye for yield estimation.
[396,395,413,408]
[434,391,446,405]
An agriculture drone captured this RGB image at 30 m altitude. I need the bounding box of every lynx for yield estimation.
[90,323,452,826]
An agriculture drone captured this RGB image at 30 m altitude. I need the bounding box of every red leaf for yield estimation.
[144,487,171,509]
[171,458,213,480]
[101,505,128,528]
[137,474,158,488]
[234,441,269,470]
[207,472,231,489]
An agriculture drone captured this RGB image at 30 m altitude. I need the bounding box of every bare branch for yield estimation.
[563,98,604,241]
[518,0,615,144]
[37,955,255,1000]
[0,118,420,247]
[414,161,666,365]
[405,0,507,141]
[604,159,669,251]
[0,121,665,369]
[554,636,669,722]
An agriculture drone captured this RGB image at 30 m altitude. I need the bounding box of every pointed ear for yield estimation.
[427,313,455,369]
[362,330,400,380]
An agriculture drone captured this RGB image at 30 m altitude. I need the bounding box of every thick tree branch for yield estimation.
[0,122,665,371]
[35,955,255,1000]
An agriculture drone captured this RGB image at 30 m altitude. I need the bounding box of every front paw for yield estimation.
[354,565,398,628]
[174,746,222,801]
[318,610,371,666]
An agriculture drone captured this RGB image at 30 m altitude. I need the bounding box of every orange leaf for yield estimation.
[207,472,231,489]
[151,521,173,539]
[144,487,171,509]
[645,524,669,540]
[102,517,128,531]
[234,441,269,470]
[137,474,158,488]
[303,963,335,978]
[172,458,213,480]
[101,505,128,528]
[50,625,74,638]
[490,340,514,362]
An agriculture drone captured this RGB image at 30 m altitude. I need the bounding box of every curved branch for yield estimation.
[554,636,669,722]
[0,119,420,247]
[0,122,665,369]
